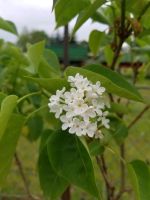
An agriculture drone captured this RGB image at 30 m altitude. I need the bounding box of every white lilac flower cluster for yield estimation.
[48,73,110,138]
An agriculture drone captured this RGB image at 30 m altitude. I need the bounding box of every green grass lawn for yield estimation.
[1,79,150,200]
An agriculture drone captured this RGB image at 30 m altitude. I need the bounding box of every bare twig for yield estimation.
[96,155,115,200]
[14,153,33,200]
[110,39,123,70]
[128,105,150,129]
[114,144,126,200]
[138,1,150,21]
[110,0,126,70]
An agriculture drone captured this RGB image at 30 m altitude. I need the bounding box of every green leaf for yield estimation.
[104,45,114,66]
[39,129,53,153]
[47,131,99,198]
[25,77,69,94]
[128,160,150,200]
[0,114,25,186]
[109,103,129,115]
[65,65,143,102]
[38,147,69,199]
[43,49,61,72]
[27,115,43,142]
[45,112,62,130]
[55,0,90,27]
[0,95,18,139]
[91,11,110,25]
[141,3,150,29]
[109,117,128,145]
[38,57,60,78]
[52,0,58,10]
[72,0,105,36]
[27,41,45,73]
[126,0,149,17]
[88,139,105,156]
[0,17,18,35]
[89,30,105,56]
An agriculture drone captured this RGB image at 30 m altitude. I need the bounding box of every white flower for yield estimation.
[69,118,84,136]
[98,111,110,129]
[68,73,90,91]
[60,115,73,130]
[81,107,96,122]
[91,81,105,95]
[84,122,97,137]
[48,103,63,118]
[48,73,110,138]
[73,99,88,115]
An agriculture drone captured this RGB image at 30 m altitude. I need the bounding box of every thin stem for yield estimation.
[14,153,32,199]
[138,1,150,21]
[17,91,41,104]
[25,105,47,123]
[128,105,150,129]
[110,0,126,70]
[115,144,126,200]
[96,155,115,200]
[120,144,125,190]
[63,24,69,69]
[61,186,71,200]
[120,0,126,33]
[110,39,123,70]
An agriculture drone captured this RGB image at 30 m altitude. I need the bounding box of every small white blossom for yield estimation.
[48,73,110,138]
[69,118,85,136]
[60,115,73,130]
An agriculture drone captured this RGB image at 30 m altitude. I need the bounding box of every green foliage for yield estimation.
[0,114,25,186]
[27,41,45,73]
[65,65,143,102]
[55,0,90,27]
[110,116,128,144]
[25,77,69,94]
[109,103,129,115]
[38,147,69,199]
[47,131,100,198]
[1,1,150,199]
[0,17,18,35]
[43,49,61,73]
[88,140,105,156]
[0,95,18,139]
[72,0,105,36]
[38,58,60,78]
[89,30,106,56]
[104,46,114,66]
[17,30,49,51]
[27,115,44,142]
[128,160,150,200]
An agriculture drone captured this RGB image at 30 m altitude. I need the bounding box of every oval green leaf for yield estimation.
[128,160,150,200]
[55,0,90,27]
[0,17,18,35]
[89,30,105,56]
[65,65,143,102]
[47,131,99,198]
[0,95,18,139]
[0,114,25,186]
[38,146,69,199]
